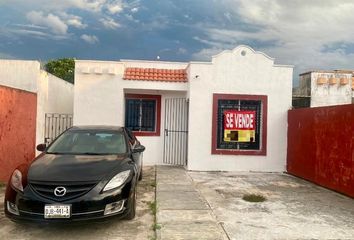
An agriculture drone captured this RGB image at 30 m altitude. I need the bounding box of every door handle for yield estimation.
[165,129,168,136]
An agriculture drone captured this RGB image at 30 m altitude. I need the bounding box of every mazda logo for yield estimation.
[54,186,67,197]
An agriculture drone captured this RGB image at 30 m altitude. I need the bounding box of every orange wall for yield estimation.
[0,85,37,181]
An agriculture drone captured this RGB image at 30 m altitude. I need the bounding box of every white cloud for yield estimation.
[192,0,354,80]
[100,17,120,29]
[106,1,124,14]
[59,12,87,29]
[26,11,68,35]
[12,24,47,30]
[67,18,87,29]
[192,47,224,61]
[80,34,99,44]
[131,7,139,13]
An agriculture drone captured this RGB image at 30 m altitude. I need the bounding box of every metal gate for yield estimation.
[163,98,188,166]
[44,113,73,144]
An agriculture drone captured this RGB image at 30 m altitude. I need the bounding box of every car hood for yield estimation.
[28,153,129,182]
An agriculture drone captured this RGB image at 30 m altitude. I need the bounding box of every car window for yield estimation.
[46,130,127,155]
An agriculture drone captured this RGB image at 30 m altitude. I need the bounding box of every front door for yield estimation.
[163,98,188,166]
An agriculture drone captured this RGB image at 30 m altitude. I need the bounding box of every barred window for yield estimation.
[125,94,161,136]
[212,94,267,155]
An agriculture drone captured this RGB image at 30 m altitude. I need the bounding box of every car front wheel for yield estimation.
[125,187,136,220]
[138,166,143,181]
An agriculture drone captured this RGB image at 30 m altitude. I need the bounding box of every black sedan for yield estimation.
[4,126,145,222]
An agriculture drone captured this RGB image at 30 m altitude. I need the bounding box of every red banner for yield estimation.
[224,110,256,130]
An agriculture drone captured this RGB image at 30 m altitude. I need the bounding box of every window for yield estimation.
[211,93,267,155]
[125,94,161,136]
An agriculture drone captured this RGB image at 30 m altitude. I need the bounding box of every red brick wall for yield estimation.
[0,85,37,181]
[287,104,354,198]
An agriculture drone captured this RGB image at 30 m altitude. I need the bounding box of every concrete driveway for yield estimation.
[0,166,155,240]
[189,171,354,240]
[156,166,354,240]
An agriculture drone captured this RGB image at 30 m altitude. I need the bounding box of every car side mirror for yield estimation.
[36,143,46,152]
[132,145,145,153]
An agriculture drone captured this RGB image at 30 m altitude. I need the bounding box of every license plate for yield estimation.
[44,205,71,219]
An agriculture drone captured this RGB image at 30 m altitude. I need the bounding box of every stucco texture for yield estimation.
[0,85,37,181]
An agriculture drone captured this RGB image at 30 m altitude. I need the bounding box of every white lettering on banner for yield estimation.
[224,111,256,130]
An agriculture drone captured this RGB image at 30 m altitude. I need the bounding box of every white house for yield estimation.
[74,45,293,172]
[293,70,354,108]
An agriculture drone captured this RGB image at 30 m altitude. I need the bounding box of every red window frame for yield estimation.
[125,94,161,136]
[211,93,268,155]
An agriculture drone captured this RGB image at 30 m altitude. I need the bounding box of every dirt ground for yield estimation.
[0,166,156,240]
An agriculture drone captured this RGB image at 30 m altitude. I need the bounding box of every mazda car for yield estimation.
[4,126,145,222]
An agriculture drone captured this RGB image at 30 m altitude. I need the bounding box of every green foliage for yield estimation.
[45,58,75,84]
[152,223,161,231]
[148,201,157,216]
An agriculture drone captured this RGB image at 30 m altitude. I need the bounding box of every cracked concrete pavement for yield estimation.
[188,171,354,240]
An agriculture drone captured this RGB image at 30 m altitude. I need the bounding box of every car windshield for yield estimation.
[46,130,127,155]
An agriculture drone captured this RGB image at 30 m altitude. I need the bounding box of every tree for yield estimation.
[45,58,75,84]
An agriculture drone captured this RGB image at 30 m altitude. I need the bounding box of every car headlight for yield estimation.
[11,169,24,192]
[103,170,131,192]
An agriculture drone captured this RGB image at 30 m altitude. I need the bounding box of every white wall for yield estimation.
[0,60,40,92]
[187,46,293,172]
[310,72,353,107]
[36,71,74,149]
[74,60,188,165]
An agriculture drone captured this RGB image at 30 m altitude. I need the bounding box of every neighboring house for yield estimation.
[0,60,74,181]
[293,70,354,108]
[74,45,293,172]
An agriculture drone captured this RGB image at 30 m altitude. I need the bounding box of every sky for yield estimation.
[1,0,354,85]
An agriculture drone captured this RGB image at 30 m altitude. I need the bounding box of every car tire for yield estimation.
[126,187,136,220]
[138,166,143,181]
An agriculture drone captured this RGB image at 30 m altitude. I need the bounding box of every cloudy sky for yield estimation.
[1,0,354,85]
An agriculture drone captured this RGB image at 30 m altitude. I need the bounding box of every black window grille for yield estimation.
[125,98,156,132]
[217,99,262,150]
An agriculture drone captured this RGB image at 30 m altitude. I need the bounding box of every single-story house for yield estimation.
[74,45,293,172]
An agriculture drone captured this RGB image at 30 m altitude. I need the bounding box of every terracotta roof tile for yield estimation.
[123,67,188,82]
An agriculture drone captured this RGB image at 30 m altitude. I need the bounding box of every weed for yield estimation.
[152,223,161,231]
[242,193,267,202]
[148,201,157,216]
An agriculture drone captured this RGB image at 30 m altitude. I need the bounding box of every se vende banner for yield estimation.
[224,110,256,130]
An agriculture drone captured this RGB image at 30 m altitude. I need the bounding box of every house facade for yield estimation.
[74,45,293,171]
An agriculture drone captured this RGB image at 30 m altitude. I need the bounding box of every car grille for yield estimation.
[29,181,98,201]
